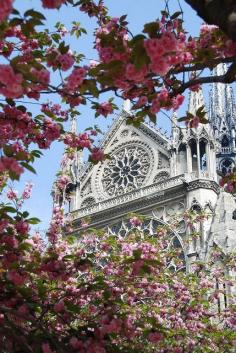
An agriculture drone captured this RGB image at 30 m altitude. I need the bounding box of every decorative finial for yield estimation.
[122,99,131,112]
[70,116,77,134]
[172,111,178,126]
[209,63,236,128]
[188,88,206,116]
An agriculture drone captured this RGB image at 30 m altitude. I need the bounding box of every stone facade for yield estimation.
[55,64,236,304]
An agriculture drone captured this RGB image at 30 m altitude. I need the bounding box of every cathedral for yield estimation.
[54,63,236,281]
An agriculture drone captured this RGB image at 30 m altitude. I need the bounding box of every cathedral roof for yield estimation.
[208,191,236,252]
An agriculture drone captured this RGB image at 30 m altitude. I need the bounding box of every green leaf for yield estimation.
[12,8,20,15]
[133,249,142,259]
[143,21,160,38]
[24,9,46,20]
[9,18,24,27]
[27,217,41,224]
[177,116,188,122]
[3,145,13,157]
[6,98,15,106]
[20,162,36,174]
[170,11,182,20]
[58,41,70,54]
[51,33,61,43]
[0,206,17,213]
[129,34,146,46]
[65,301,80,313]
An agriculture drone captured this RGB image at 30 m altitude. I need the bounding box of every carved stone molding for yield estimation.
[186,180,220,194]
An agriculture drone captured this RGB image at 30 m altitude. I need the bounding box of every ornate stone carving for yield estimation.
[81,178,92,198]
[101,143,153,196]
[120,129,129,138]
[154,171,170,184]
[81,197,96,208]
[186,180,220,194]
[131,131,140,137]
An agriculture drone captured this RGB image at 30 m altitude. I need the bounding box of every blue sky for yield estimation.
[10,0,202,232]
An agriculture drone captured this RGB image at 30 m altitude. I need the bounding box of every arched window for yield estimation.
[107,217,186,272]
[220,158,234,175]
[221,135,230,147]
[199,140,207,171]
[178,144,187,173]
[189,139,198,172]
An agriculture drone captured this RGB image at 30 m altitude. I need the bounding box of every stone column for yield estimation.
[232,128,236,150]
[186,144,192,174]
[197,141,201,177]
[206,142,211,177]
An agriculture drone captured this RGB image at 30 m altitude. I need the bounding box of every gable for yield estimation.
[78,114,171,208]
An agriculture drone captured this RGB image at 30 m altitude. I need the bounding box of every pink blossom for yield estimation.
[65,67,87,90]
[54,300,65,312]
[144,38,165,59]
[189,116,200,128]
[150,57,170,76]
[70,337,83,349]
[22,182,33,199]
[57,52,75,71]
[56,175,70,190]
[42,0,66,8]
[7,189,18,200]
[0,65,23,98]
[96,102,113,117]
[17,304,29,316]
[7,270,26,286]
[0,0,13,21]
[219,178,225,187]
[150,97,160,114]
[136,96,148,107]
[226,181,234,193]
[3,235,18,248]
[15,220,30,235]
[125,64,147,82]
[172,94,185,110]
[42,343,52,353]
[31,68,50,85]
[0,157,24,176]
[130,216,142,227]
[148,332,163,342]
[91,148,105,162]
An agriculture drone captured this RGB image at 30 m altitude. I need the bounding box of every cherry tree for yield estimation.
[0,1,236,352]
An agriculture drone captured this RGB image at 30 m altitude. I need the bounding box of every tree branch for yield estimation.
[171,56,236,75]
[172,61,236,96]
[185,0,236,41]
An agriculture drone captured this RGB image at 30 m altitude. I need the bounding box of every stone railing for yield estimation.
[221,147,233,154]
[187,171,215,180]
[70,174,185,220]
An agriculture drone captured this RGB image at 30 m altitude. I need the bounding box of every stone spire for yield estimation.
[208,191,236,251]
[209,63,236,129]
[122,99,131,113]
[188,87,206,116]
[70,114,77,134]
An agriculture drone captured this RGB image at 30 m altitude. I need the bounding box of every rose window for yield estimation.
[221,158,235,175]
[102,146,151,196]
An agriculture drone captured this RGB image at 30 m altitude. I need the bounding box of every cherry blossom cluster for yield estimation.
[0,0,13,21]
[41,102,69,120]
[0,2,235,352]
[219,173,236,193]
[42,0,67,9]
[96,102,114,117]
[0,184,235,352]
